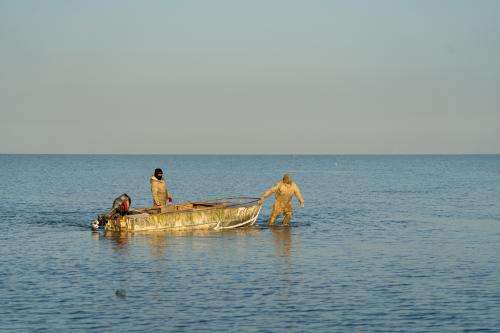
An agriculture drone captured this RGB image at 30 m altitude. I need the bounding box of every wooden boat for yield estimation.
[92,195,261,232]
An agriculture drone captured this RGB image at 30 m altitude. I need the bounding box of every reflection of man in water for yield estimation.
[258,174,304,226]
[271,226,292,257]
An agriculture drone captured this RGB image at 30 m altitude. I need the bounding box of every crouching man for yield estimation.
[258,174,304,226]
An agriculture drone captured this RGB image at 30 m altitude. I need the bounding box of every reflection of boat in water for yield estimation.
[96,225,263,257]
[92,194,261,232]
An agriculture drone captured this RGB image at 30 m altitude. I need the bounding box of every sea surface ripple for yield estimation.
[0,155,499,332]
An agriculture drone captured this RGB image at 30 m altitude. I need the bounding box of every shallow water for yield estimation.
[1,155,499,332]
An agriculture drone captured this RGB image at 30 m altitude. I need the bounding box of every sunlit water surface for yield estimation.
[1,155,499,332]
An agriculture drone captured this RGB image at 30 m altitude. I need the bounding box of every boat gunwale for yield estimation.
[127,196,261,217]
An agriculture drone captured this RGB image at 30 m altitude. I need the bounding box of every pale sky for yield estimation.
[1,0,499,154]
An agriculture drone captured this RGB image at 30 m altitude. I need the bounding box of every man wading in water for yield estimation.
[150,168,172,210]
[258,174,304,226]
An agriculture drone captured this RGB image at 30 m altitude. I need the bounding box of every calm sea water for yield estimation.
[0,155,499,332]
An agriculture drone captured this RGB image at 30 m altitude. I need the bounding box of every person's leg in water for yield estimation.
[281,202,293,226]
[282,211,293,226]
[268,202,283,226]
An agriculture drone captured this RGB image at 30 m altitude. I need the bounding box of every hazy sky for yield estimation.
[1,0,499,154]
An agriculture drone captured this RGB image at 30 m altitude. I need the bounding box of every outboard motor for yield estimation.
[91,193,132,231]
[111,193,132,216]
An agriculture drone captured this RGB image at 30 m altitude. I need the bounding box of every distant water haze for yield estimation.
[1,1,499,154]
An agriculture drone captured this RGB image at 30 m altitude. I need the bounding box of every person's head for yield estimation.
[154,168,163,180]
[282,173,292,184]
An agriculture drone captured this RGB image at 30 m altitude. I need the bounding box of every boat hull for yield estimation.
[104,198,261,232]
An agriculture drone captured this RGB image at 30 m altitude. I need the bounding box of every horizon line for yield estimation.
[1,153,499,156]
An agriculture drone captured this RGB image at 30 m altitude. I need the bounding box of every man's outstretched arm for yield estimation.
[258,183,278,205]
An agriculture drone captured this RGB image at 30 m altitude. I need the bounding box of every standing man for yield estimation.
[150,168,172,208]
[258,173,304,226]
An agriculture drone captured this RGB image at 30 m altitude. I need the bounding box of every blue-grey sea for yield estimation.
[0,155,499,332]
